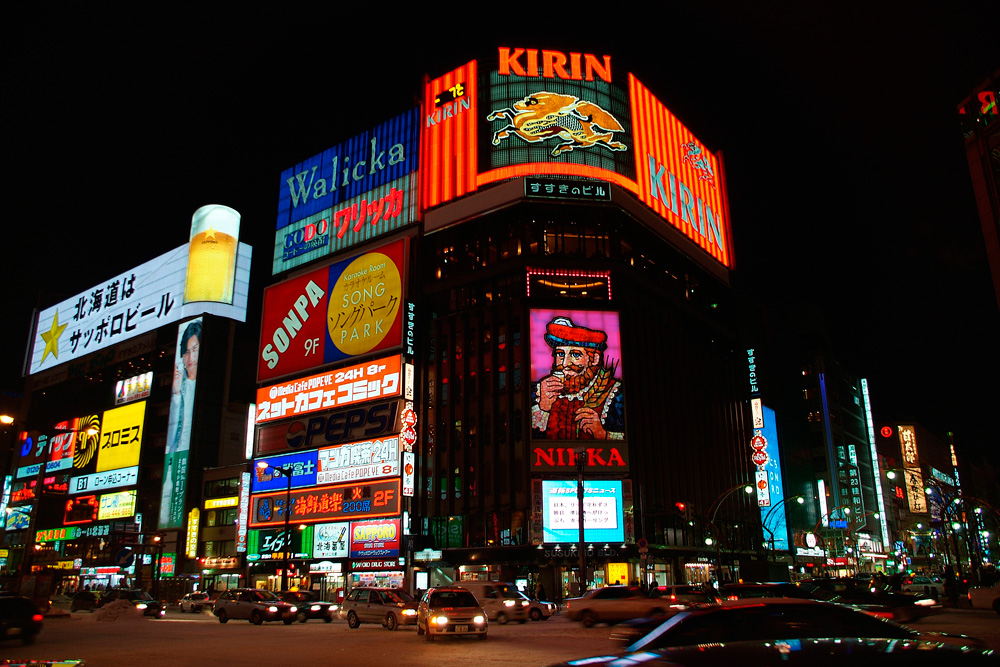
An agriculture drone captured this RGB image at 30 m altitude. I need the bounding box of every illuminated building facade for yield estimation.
[1,210,255,601]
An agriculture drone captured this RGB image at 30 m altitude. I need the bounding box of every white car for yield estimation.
[967,582,1000,614]
[517,592,556,621]
[901,575,940,598]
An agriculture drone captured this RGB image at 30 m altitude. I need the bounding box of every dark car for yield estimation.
[100,589,165,618]
[648,584,722,606]
[722,580,940,623]
[70,590,102,612]
[548,638,997,667]
[0,595,44,645]
[280,590,336,623]
[342,587,418,630]
[625,599,983,653]
[800,578,941,622]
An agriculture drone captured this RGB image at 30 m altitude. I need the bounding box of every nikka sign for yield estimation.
[531,445,628,472]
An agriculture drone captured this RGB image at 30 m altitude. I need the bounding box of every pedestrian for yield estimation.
[536,582,546,601]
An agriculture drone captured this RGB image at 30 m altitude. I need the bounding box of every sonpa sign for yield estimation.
[258,239,406,382]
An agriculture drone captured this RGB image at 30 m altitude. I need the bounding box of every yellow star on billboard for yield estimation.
[40,311,68,363]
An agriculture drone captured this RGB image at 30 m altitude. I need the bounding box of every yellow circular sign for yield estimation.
[328,251,401,356]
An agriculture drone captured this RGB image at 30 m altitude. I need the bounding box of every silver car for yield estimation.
[341,587,418,630]
[213,588,297,625]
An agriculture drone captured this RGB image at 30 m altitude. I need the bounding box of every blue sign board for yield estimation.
[542,480,624,543]
[276,108,421,232]
[252,451,318,493]
[758,406,789,551]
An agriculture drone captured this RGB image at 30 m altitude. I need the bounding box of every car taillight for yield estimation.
[32,614,44,623]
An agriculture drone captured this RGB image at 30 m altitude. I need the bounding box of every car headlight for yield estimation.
[289,606,297,613]
[402,609,416,616]
[520,600,528,607]
[432,615,449,625]
[915,599,937,606]
[504,599,515,607]
[473,615,485,624]
[311,605,321,611]
[136,603,148,610]
[268,606,279,613]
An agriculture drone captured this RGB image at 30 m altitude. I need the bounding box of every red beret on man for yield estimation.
[543,317,608,351]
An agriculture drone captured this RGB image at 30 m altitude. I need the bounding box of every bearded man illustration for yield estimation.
[531,316,624,440]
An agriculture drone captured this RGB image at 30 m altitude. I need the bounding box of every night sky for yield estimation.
[4,4,998,464]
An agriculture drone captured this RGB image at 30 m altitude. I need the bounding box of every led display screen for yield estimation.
[256,355,402,424]
[115,372,153,405]
[258,238,406,382]
[541,480,624,543]
[529,309,625,441]
[70,466,139,495]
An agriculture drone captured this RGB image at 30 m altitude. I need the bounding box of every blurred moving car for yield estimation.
[518,591,557,621]
[341,587,418,630]
[722,580,939,623]
[0,595,44,645]
[967,582,1000,614]
[70,590,101,612]
[416,586,488,641]
[213,588,297,625]
[456,581,528,624]
[649,584,721,606]
[100,590,166,618]
[548,637,997,667]
[625,599,984,653]
[280,590,336,623]
[179,591,212,613]
[564,586,671,627]
[902,575,940,598]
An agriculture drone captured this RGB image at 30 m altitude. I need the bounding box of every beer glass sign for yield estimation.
[184,204,241,305]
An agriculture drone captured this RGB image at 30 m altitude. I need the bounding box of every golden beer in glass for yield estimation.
[183,204,241,304]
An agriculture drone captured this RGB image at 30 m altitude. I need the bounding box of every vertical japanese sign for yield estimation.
[756,406,788,551]
[898,424,928,513]
[236,472,251,553]
[159,317,202,529]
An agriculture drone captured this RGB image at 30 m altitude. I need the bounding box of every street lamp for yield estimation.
[706,483,754,582]
[762,495,805,555]
[256,461,294,592]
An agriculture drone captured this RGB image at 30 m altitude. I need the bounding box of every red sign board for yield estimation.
[256,355,403,424]
[350,518,401,559]
[630,75,731,268]
[249,478,400,528]
[257,238,406,383]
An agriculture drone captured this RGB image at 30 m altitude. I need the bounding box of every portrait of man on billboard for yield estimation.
[530,312,624,440]
[159,317,201,528]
